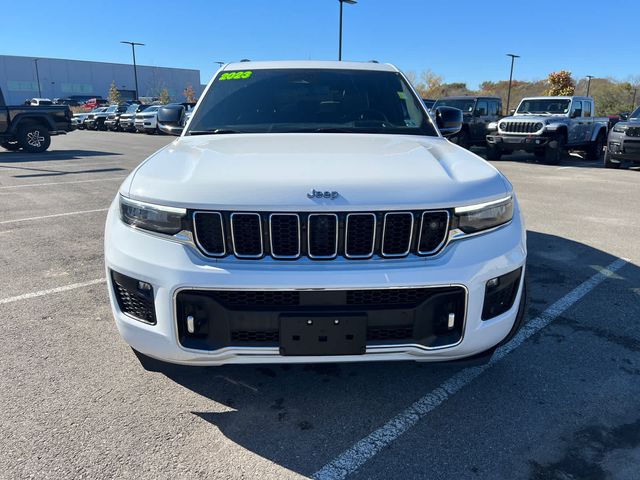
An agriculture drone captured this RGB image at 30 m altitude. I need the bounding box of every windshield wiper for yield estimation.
[188,128,245,135]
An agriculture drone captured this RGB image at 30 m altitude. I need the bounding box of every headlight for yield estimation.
[455,196,514,234]
[612,123,628,133]
[119,195,187,235]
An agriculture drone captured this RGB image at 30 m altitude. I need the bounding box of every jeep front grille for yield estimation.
[626,127,640,137]
[192,210,449,260]
[500,121,543,133]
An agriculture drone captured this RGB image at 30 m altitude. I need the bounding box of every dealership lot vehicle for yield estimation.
[0,87,74,152]
[604,105,640,168]
[118,103,150,132]
[1,131,638,480]
[83,106,108,130]
[106,61,526,367]
[134,104,161,133]
[486,96,609,164]
[104,104,130,131]
[432,95,502,149]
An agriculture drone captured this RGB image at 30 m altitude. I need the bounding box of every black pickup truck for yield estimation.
[0,87,74,152]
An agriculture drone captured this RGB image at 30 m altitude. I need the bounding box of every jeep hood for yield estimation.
[125,134,510,211]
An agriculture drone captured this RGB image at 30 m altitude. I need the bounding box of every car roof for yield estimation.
[222,60,398,72]
[521,96,593,101]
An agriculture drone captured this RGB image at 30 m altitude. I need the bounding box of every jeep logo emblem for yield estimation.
[307,189,339,200]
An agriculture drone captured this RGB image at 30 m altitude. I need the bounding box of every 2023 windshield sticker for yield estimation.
[219,71,253,80]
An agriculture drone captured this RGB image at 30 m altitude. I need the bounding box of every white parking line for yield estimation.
[0,208,109,224]
[0,176,126,189]
[0,278,106,305]
[312,258,628,480]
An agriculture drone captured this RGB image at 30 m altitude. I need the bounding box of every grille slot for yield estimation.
[213,291,300,307]
[231,213,263,258]
[367,326,413,341]
[345,213,376,258]
[381,212,414,257]
[269,214,300,258]
[418,211,449,254]
[194,212,225,256]
[231,330,279,342]
[346,288,434,306]
[308,214,338,259]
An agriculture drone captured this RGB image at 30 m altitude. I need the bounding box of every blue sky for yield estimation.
[2,0,638,88]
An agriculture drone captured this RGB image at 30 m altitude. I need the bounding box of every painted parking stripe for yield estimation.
[313,258,628,480]
[0,176,126,189]
[0,278,106,305]
[0,208,109,224]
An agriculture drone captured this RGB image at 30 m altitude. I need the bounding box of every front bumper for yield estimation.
[487,134,551,150]
[104,199,527,366]
[607,132,640,162]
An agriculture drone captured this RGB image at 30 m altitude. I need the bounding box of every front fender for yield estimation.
[590,124,607,142]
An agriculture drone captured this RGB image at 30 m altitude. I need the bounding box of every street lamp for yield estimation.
[213,61,225,68]
[120,41,145,101]
[33,58,42,97]
[338,0,357,61]
[585,75,594,96]
[505,53,520,115]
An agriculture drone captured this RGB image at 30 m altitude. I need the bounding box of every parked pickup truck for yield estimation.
[0,87,74,152]
[486,96,608,164]
[433,96,502,149]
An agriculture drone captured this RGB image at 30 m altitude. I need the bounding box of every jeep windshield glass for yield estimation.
[432,99,475,113]
[187,69,437,136]
[517,99,570,114]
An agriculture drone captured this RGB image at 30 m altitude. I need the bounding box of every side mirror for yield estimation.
[157,105,185,136]
[434,106,463,137]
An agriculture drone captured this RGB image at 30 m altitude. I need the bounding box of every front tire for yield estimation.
[486,144,502,160]
[17,124,51,153]
[586,132,606,161]
[544,134,565,165]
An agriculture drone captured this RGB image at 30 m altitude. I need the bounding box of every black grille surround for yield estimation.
[626,127,640,138]
[191,210,450,261]
[500,121,543,134]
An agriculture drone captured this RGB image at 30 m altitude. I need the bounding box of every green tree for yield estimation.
[545,71,575,96]
[108,81,122,105]
[183,85,197,103]
[159,88,171,104]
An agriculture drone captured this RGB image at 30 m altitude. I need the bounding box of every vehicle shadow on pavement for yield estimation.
[144,231,639,478]
[0,149,122,163]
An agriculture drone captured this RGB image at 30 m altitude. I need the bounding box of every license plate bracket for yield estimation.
[279,313,367,356]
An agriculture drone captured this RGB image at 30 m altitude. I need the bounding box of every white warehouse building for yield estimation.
[0,54,204,104]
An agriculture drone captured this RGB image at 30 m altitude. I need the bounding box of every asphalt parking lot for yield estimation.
[1,131,639,480]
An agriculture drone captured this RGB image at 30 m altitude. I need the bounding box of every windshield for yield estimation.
[187,68,436,136]
[630,106,640,119]
[517,99,570,114]
[125,104,140,113]
[432,98,475,113]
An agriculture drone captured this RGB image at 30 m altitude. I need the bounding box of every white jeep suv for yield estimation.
[105,61,527,367]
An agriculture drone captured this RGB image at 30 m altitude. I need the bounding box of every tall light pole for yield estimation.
[121,41,145,101]
[585,75,594,96]
[338,0,357,61]
[505,53,520,115]
[33,58,42,97]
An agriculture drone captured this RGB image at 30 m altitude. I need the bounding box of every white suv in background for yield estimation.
[105,61,527,367]
[134,105,161,134]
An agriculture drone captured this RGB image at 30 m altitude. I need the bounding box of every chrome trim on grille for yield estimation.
[269,213,301,259]
[417,210,450,255]
[345,213,377,259]
[307,213,339,259]
[230,213,263,259]
[381,212,414,258]
[192,211,225,257]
